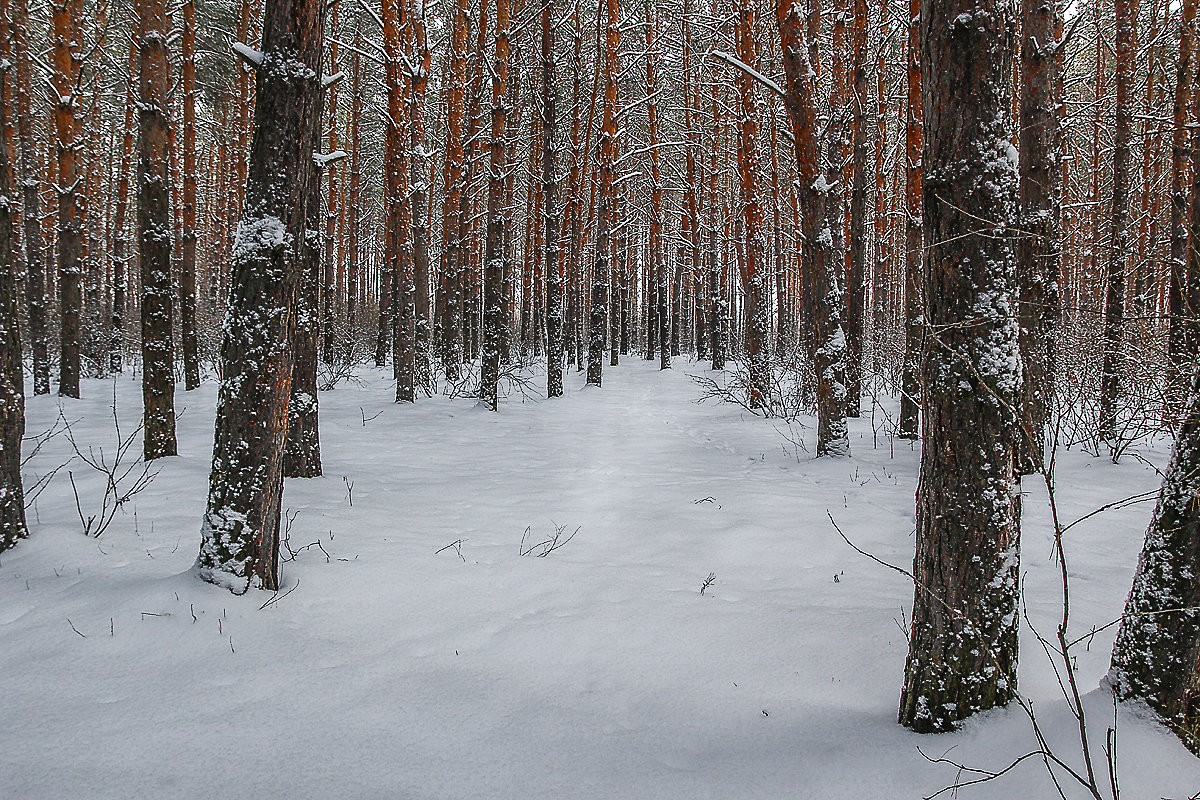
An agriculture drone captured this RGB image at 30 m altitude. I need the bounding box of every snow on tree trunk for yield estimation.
[53,0,82,399]
[587,0,618,388]
[137,0,178,460]
[1016,0,1061,472]
[776,0,850,457]
[543,0,564,398]
[1109,366,1200,754]
[897,0,1022,732]
[197,0,326,594]
[180,0,201,392]
[481,0,511,410]
[0,43,28,552]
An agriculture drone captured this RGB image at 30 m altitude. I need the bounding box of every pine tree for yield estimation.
[1109,365,1200,754]
[137,0,178,460]
[197,0,326,593]
[898,0,1022,732]
[0,37,28,552]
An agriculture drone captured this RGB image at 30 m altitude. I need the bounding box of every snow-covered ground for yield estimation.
[2,359,1197,799]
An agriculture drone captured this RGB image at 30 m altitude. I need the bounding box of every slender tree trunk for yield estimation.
[1016,0,1061,471]
[845,0,870,417]
[587,0,618,387]
[777,0,850,455]
[198,0,326,593]
[1169,0,1198,383]
[53,0,82,398]
[898,0,1021,731]
[1100,0,1134,439]
[12,0,48,394]
[137,0,178,460]
[409,0,432,387]
[180,0,201,390]
[482,0,512,409]
[735,0,769,406]
[897,0,921,439]
[0,28,28,551]
[543,0,563,398]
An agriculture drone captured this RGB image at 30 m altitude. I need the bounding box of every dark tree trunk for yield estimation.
[587,0,618,387]
[197,0,326,594]
[11,0,48,395]
[137,0,178,460]
[898,0,1022,732]
[845,0,870,418]
[284,161,323,479]
[543,0,563,398]
[53,0,82,399]
[1016,0,1061,471]
[1168,0,1198,384]
[1109,366,1200,755]
[1099,0,1133,439]
[481,0,511,409]
[897,0,921,440]
[0,43,28,552]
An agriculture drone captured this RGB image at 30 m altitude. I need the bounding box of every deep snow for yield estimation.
[2,358,1197,799]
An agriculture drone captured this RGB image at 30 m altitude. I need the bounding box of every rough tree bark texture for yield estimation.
[284,154,323,479]
[52,0,82,399]
[197,0,325,593]
[897,0,921,440]
[110,41,138,376]
[587,0,618,387]
[845,0,870,418]
[735,0,769,406]
[898,0,1022,732]
[1169,0,1198,383]
[180,0,201,391]
[481,0,512,409]
[646,1,669,372]
[1109,365,1200,754]
[0,47,28,552]
[137,0,178,460]
[11,0,48,395]
[777,0,850,456]
[1016,0,1061,472]
[1100,0,1133,439]
[543,0,564,398]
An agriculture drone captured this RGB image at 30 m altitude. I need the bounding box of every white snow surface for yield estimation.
[2,360,1198,799]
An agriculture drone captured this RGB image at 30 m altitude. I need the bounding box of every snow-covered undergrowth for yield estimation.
[2,359,1197,799]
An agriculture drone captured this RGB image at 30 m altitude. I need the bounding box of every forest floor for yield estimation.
[1,357,1198,799]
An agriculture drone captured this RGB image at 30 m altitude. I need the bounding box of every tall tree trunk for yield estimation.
[735,0,769,406]
[845,0,870,418]
[543,0,563,398]
[777,0,850,456]
[409,0,432,387]
[12,0,48,394]
[897,0,921,440]
[1016,0,1062,471]
[440,0,470,378]
[645,0,668,372]
[1169,0,1198,384]
[198,0,326,593]
[180,0,201,390]
[0,25,28,551]
[481,0,512,409]
[1109,364,1200,755]
[109,41,138,376]
[52,0,82,398]
[898,0,1021,732]
[137,0,178,460]
[1100,0,1134,439]
[587,0,618,387]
